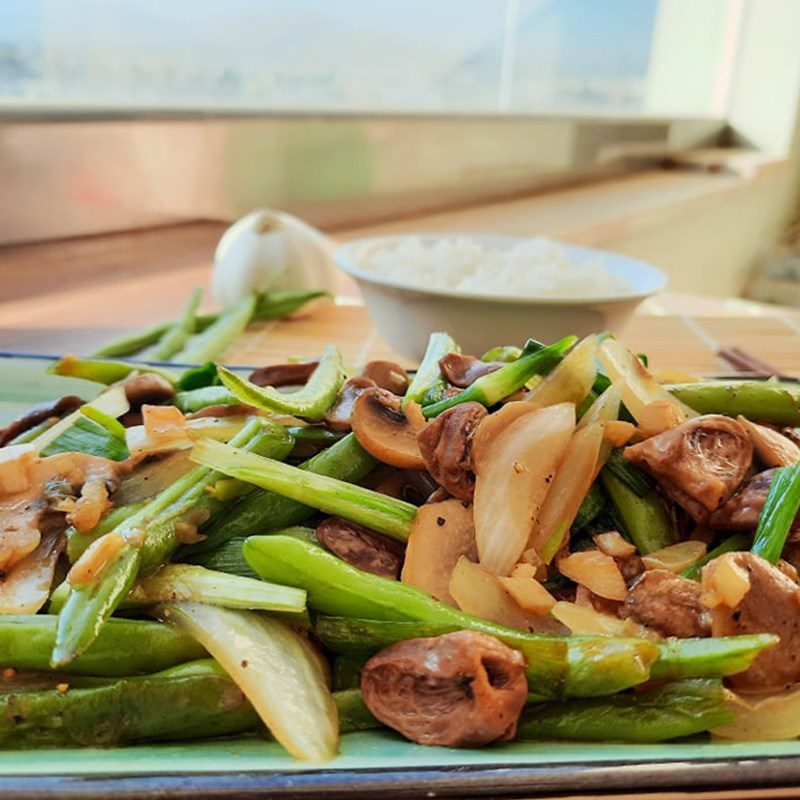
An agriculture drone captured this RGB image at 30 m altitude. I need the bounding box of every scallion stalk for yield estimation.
[751,462,800,564]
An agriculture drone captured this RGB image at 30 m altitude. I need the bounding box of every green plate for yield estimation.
[2,356,800,798]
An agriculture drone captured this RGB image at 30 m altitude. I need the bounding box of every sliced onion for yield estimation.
[641,540,707,573]
[0,530,62,613]
[593,531,636,558]
[449,556,529,630]
[551,600,660,640]
[557,549,628,601]
[598,339,696,424]
[530,422,604,560]
[473,402,574,574]
[162,602,338,762]
[738,416,800,467]
[713,686,800,740]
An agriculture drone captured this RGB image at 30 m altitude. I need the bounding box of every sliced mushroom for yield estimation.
[324,377,377,431]
[359,361,409,395]
[439,354,502,388]
[316,516,405,579]
[360,630,527,747]
[738,416,800,467]
[623,414,753,523]
[703,552,800,692]
[417,402,487,501]
[0,395,83,446]
[249,361,318,388]
[373,468,439,506]
[186,403,258,420]
[351,387,427,469]
[709,469,775,530]
[124,373,175,409]
[401,499,477,604]
[620,569,709,638]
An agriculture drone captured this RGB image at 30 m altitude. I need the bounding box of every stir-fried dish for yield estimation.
[3,307,800,760]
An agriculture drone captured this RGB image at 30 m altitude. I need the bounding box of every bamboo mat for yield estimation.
[223,300,800,379]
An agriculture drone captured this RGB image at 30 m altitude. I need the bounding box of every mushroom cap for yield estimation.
[315,516,405,579]
[359,361,409,396]
[624,414,753,522]
[324,377,377,432]
[360,630,527,748]
[417,402,487,501]
[351,387,427,469]
[439,354,502,389]
[248,361,318,388]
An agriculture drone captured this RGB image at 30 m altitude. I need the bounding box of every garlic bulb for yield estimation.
[212,209,338,308]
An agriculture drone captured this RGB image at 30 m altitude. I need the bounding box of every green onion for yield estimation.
[751,462,800,564]
[190,438,416,541]
[403,332,459,407]
[422,335,577,418]
[572,483,607,533]
[605,448,652,496]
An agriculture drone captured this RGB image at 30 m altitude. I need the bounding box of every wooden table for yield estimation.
[2,222,800,376]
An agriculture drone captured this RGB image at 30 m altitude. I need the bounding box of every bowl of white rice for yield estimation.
[336,234,666,359]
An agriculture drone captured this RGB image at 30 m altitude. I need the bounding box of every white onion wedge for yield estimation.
[162,602,338,762]
[598,339,696,423]
[738,416,800,467]
[126,415,253,457]
[557,550,628,601]
[473,402,574,574]
[713,686,800,740]
[641,540,706,573]
[551,600,660,640]
[449,556,529,630]
[530,422,604,561]
[0,530,62,614]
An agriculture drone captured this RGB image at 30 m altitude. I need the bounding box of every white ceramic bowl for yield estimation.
[336,234,667,360]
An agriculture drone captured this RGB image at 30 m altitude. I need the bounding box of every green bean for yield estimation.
[246,536,660,700]
[90,290,329,359]
[0,661,259,747]
[0,616,205,676]
[151,287,202,361]
[667,380,800,425]
[604,449,651,496]
[518,679,732,743]
[172,294,255,364]
[216,344,344,421]
[650,634,777,681]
